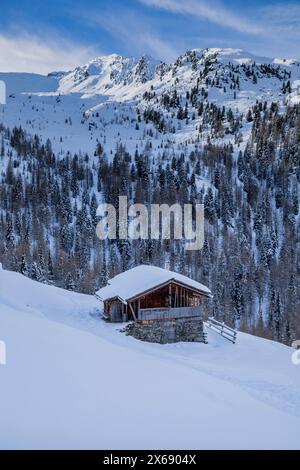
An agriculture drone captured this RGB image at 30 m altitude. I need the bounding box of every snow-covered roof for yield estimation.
[95,265,211,303]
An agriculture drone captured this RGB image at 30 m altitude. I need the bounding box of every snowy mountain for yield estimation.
[0,266,299,449]
[0,47,300,154]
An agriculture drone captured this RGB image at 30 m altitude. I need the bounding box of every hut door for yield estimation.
[110,301,123,322]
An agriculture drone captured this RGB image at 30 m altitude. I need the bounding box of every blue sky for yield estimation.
[0,0,300,73]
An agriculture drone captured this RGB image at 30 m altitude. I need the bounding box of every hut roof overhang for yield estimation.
[95,265,212,304]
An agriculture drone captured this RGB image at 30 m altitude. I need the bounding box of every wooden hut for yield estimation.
[95,265,212,323]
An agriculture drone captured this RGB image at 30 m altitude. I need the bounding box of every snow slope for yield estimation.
[0,266,299,449]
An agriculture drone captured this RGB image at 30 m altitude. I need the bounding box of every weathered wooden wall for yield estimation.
[138,306,202,321]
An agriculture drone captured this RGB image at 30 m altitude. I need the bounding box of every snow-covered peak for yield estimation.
[184,47,296,69]
[58,53,162,96]
[201,47,275,65]
[169,47,279,77]
[58,54,137,94]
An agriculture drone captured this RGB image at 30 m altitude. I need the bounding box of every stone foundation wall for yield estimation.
[121,318,207,344]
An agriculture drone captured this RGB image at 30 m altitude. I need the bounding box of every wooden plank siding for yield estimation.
[138,306,203,321]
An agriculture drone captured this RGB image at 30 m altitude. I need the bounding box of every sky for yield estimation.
[0,0,300,73]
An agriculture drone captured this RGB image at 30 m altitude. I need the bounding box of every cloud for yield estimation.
[138,0,300,58]
[263,2,300,18]
[0,32,101,74]
[133,32,179,61]
[260,3,300,29]
[80,9,179,61]
[139,0,264,35]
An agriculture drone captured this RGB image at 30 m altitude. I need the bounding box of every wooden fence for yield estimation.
[206,317,237,344]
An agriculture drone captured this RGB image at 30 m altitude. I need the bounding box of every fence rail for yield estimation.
[206,317,237,344]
